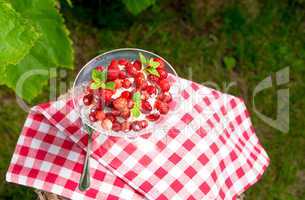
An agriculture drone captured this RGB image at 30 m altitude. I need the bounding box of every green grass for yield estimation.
[1,0,305,199]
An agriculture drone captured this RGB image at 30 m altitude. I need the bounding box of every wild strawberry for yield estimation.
[153,57,165,69]
[139,120,148,129]
[89,111,97,122]
[121,121,131,132]
[119,71,127,79]
[146,85,156,95]
[159,79,170,92]
[99,89,114,104]
[146,113,160,121]
[121,109,130,119]
[135,73,145,87]
[121,91,132,99]
[148,74,159,83]
[111,110,121,116]
[107,60,120,80]
[85,86,93,95]
[105,113,115,122]
[96,65,104,71]
[112,122,122,132]
[95,110,105,121]
[141,90,149,100]
[133,60,142,70]
[157,68,168,79]
[114,79,122,89]
[127,100,134,109]
[156,101,169,114]
[122,79,131,88]
[83,94,93,106]
[126,63,138,76]
[141,100,152,112]
[158,93,172,103]
[131,121,142,131]
[101,119,112,130]
[118,59,128,66]
[140,81,148,90]
[112,97,128,111]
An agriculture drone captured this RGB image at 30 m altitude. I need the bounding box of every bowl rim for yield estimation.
[72,48,178,138]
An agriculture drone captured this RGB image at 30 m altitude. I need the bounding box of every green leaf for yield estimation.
[132,92,141,106]
[122,0,156,15]
[131,107,141,118]
[0,0,74,102]
[149,59,160,68]
[90,82,101,90]
[92,69,107,82]
[146,67,160,77]
[139,52,147,66]
[223,56,236,70]
[0,1,39,67]
[105,82,115,90]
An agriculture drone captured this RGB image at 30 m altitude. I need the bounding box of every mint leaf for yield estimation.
[92,69,107,82]
[146,67,160,77]
[90,81,102,90]
[132,92,141,105]
[139,52,147,66]
[149,59,160,68]
[105,81,115,90]
[131,107,141,118]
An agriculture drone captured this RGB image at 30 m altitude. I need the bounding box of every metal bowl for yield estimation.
[72,48,179,138]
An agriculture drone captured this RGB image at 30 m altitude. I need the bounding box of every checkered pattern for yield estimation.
[6,76,269,200]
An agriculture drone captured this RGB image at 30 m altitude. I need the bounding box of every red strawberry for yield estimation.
[141,100,152,112]
[131,121,142,131]
[133,60,142,70]
[148,74,160,83]
[157,68,168,79]
[153,57,165,69]
[121,109,130,119]
[83,94,93,106]
[112,122,122,132]
[89,111,97,122]
[95,110,106,121]
[139,120,148,128]
[105,113,116,122]
[158,93,172,103]
[135,72,145,87]
[112,97,128,111]
[159,79,170,92]
[121,91,132,99]
[127,100,134,109]
[146,85,156,95]
[156,101,169,114]
[126,63,138,76]
[118,59,128,66]
[99,89,114,104]
[146,113,160,121]
[101,119,112,130]
[121,121,131,132]
[119,71,127,79]
[111,110,121,116]
[114,79,122,89]
[107,60,120,80]
[96,65,104,71]
[122,79,131,88]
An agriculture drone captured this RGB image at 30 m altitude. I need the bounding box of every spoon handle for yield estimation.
[79,125,92,191]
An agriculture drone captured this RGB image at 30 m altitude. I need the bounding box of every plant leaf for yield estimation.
[223,56,236,70]
[90,81,102,90]
[149,59,160,68]
[0,0,74,102]
[105,81,115,90]
[146,67,160,77]
[132,92,141,106]
[122,0,156,15]
[139,52,147,65]
[0,1,40,67]
[131,107,141,118]
[92,69,107,82]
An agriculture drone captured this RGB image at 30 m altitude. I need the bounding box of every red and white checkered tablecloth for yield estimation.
[6,76,269,200]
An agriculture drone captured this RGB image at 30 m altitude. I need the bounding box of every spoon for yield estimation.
[79,124,92,191]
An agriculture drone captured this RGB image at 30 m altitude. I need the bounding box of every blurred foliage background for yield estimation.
[1,0,305,199]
